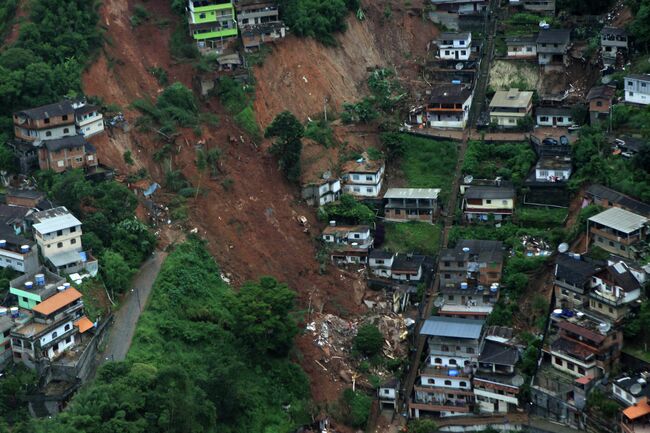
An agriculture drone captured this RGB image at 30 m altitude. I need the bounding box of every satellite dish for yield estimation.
[464,175,474,184]
[599,322,612,334]
[434,298,444,308]
[602,75,613,84]
[558,243,569,253]
[512,375,525,387]
[455,62,464,70]
[631,383,643,396]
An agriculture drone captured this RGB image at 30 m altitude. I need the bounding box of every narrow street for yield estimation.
[100,251,167,362]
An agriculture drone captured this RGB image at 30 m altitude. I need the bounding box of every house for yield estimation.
[322,224,373,249]
[587,207,648,260]
[535,106,573,127]
[536,29,571,69]
[31,207,98,275]
[0,314,12,368]
[0,233,39,275]
[554,253,602,310]
[488,89,533,127]
[621,397,650,433]
[378,378,400,411]
[341,154,385,198]
[474,340,521,413]
[601,27,627,65]
[234,0,286,49]
[9,268,66,310]
[368,250,395,278]
[462,184,516,221]
[384,188,441,224]
[72,100,104,138]
[37,135,98,173]
[419,84,473,129]
[533,155,572,182]
[586,85,616,125]
[5,189,46,208]
[588,261,642,323]
[615,136,648,158]
[436,32,472,61]
[10,287,85,369]
[613,372,650,407]
[586,184,650,219]
[301,175,341,207]
[521,0,555,13]
[13,101,76,143]
[438,240,504,319]
[505,35,537,59]
[187,0,238,53]
[427,0,487,30]
[411,316,485,418]
[625,75,650,106]
[391,254,427,283]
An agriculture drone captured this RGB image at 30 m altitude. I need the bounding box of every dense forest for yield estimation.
[21,239,311,433]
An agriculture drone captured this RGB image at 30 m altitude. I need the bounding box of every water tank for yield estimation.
[0,307,6,316]
[451,79,461,85]
[24,281,33,290]
[599,322,611,334]
[490,283,499,293]
[10,307,18,318]
[35,274,45,285]
[0,240,6,248]
[329,220,336,227]
[20,245,30,253]
[57,285,65,292]
[638,378,647,387]
[462,247,470,253]
[552,308,563,317]
[460,282,469,290]
[576,311,585,320]
[449,369,459,377]
[63,282,71,290]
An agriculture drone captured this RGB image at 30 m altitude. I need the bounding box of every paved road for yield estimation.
[101,251,167,362]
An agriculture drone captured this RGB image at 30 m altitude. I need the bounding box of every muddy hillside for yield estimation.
[84,0,436,407]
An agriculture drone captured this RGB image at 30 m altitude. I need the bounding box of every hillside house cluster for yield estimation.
[186,0,286,54]
[9,100,104,174]
[427,0,487,31]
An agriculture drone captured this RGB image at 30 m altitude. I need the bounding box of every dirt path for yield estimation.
[1,0,27,48]
[101,252,167,362]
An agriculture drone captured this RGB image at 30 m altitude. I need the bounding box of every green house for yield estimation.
[9,268,66,310]
[188,0,238,49]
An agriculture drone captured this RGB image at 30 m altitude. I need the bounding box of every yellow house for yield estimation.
[463,185,515,221]
[489,89,533,127]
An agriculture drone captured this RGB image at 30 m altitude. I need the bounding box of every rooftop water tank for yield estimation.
[460,282,469,290]
[63,282,70,289]
[0,240,6,248]
[57,285,65,292]
[35,274,45,285]
[490,284,499,293]
[24,281,33,290]
[0,307,7,316]
[10,307,18,318]
[329,221,336,227]
[552,308,563,317]
[449,369,459,377]
[20,245,30,253]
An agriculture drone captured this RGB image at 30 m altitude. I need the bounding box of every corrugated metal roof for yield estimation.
[384,188,441,200]
[48,250,84,267]
[420,316,484,339]
[588,207,647,234]
[33,213,81,235]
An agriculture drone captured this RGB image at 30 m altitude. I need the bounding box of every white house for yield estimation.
[612,372,650,407]
[625,75,650,105]
[423,84,473,129]
[72,100,104,138]
[436,32,472,60]
[489,89,533,127]
[342,154,385,198]
[321,223,373,249]
[536,106,573,127]
[378,378,400,411]
[369,250,395,278]
[506,35,537,58]
[302,176,341,207]
[534,156,572,182]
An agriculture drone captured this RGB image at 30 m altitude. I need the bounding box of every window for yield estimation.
[353,234,360,239]
[461,50,466,55]
[540,116,549,122]
[65,336,71,344]
[449,359,457,365]
[445,274,451,279]
[441,345,449,352]
[64,324,71,331]
[52,332,58,339]
[365,175,373,181]
[609,241,614,247]
[448,295,454,300]
[62,115,68,121]
[383,389,390,395]
[428,378,436,385]
[44,118,50,124]
[486,199,492,204]
[466,347,475,354]
[435,357,443,364]
[444,380,452,386]
[353,187,360,192]
[63,128,69,133]
[642,83,647,88]
[352,174,360,180]
[46,131,52,137]
[57,242,63,248]
[596,101,603,107]
[554,357,563,366]
[526,46,533,52]
[22,297,28,303]
[508,118,516,123]
[199,12,206,18]
[366,187,373,193]
[578,367,585,375]
[57,230,63,236]
[628,81,634,86]
[459,40,465,45]
[445,50,450,55]
[459,381,467,387]
[609,307,614,313]
[501,200,508,205]
[75,157,83,163]
[70,226,76,233]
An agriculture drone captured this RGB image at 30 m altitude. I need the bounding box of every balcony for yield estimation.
[590,227,641,246]
[409,400,471,413]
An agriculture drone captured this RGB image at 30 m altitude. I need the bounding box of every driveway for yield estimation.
[101,251,167,362]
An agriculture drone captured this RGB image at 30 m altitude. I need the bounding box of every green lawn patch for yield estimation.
[515,206,568,228]
[383,222,442,256]
[624,346,650,364]
[399,135,457,204]
[463,140,536,186]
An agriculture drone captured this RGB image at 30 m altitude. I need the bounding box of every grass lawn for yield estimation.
[382,222,442,256]
[515,206,568,228]
[624,345,650,363]
[462,140,536,186]
[399,134,457,204]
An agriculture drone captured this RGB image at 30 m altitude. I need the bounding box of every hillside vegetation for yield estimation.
[31,239,310,433]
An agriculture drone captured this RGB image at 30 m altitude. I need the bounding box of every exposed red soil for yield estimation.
[253,0,437,126]
[1,0,27,48]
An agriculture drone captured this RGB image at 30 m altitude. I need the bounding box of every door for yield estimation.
[455,50,459,60]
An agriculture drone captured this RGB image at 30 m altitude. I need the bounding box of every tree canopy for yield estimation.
[265,111,304,183]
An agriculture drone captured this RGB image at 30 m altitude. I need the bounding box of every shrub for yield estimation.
[354,324,384,357]
[341,389,372,428]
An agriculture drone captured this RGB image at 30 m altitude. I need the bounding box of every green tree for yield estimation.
[634,143,650,174]
[100,250,134,296]
[409,419,439,433]
[341,389,372,428]
[265,111,304,183]
[630,0,650,52]
[380,132,405,161]
[231,276,298,357]
[111,218,157,267]
[354,324,383,357]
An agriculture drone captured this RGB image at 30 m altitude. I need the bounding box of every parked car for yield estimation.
[543,138,559,146]
[568,124,582,132]
[559,135,569,146]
